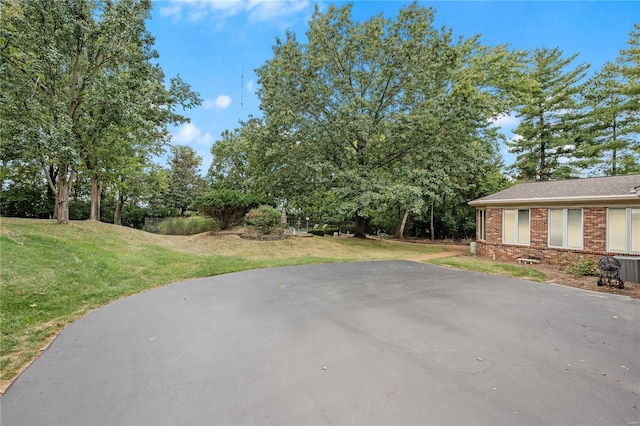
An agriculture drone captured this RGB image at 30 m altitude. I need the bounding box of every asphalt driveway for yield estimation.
[1,261,639,425]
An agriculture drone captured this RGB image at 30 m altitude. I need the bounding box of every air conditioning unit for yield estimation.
[614,257,640,284]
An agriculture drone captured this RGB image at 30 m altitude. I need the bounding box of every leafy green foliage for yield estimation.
[69,200,91,220]
[0,158,54,218]
[0,184,53,219]
[0,0,200,223]
[100,198,147,229]
[566,256,598,277]
[157,217,217,235]
[208,118,268,194]
[193,190,272,230]
[244,205,283,235]
[2,3,636,239]
[165,146,207,216]
[254,3,522,237]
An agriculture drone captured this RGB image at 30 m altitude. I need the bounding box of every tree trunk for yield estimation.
[612,148,617,175]
[539,141,548,181]
[398,208,410,239]
[57,184,70,224]
[89,175,101,221]
[48,165,58,219]
[56,166,74,224]
[114,192,123,226]
[429,202,434,241]
[539,114,548,181]
[354,215,367,239]
[612,119,617,175]
[53,196,59,220]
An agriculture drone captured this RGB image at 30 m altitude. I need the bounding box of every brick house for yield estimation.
[468,174,640,268]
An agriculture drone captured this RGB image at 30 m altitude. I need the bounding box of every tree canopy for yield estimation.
[251,3,521,237]
[576,61,638,175]
[507,26,639,180]
[165,145,207,216]
[507,48,590,180]
[2,2,637,239]
[0,0,199,223]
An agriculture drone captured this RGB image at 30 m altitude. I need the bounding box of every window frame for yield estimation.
[502,208,530,245]
[479,209,486,241]
[548,208,583,250]
[607,207,640,254]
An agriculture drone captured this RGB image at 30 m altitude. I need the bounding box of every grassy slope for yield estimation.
[0,218,444,390]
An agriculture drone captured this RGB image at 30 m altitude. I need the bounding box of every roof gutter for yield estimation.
[468,194,640,206]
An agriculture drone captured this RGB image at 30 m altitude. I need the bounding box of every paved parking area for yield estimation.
[1,261,639,425]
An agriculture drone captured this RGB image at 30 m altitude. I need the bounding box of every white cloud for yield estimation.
[197,132,213,145]
[247,0,311,22]
[246,79,254,93]
[159,3,180,18]
[160,0,243,22]
[173,122,213,145]
[490,113,519,129]
[215,94,232,109]
[174,122,200,143]
[202,100,215,109]
[158,0,312,24]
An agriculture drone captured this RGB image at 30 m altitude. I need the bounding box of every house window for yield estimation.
[479,209,486,241]
[607,208,640,253]
[548,208,583,249]
[503,209,530,245]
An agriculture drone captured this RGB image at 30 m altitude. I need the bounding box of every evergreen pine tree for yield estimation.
[507,47,589,180]
[576,61,637,175]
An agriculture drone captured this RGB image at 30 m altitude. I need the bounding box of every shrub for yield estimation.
[245,205,283,235]
[308,229,325,236]
[566,256,598,277]
[158,216,217,235]
[340,225,356,235]
[69,200,91,220]
[0,185,54,219]
[192,190,273,230]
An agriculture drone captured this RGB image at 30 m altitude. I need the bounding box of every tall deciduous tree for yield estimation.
[255,3,521,237]
[111,156,166,226]
[208,118,270,194]
[165,145,207,216]
[507,47,589,180]
[0,0,199,224]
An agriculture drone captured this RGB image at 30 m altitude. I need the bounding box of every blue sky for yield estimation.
[147,0,639,173]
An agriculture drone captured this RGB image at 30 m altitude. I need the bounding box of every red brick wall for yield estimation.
[583,207,607,252]
[476,207,639,266]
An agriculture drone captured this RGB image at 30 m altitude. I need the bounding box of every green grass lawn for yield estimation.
[426,256,547,282]
[0,218,445,390]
